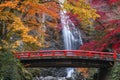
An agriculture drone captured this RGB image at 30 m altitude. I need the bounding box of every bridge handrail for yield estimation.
[14,50,116,60]
[16,50,113,54]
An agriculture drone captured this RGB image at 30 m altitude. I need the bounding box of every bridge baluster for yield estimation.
[17,55,21,59]
[28,52,31,58]
[52,51,55,56]
[39,52,43,57]
[63,51,67,56]
[87,52,93,58]
[17,53,20,59]
[113,52,117,60]
[75,51,79,56]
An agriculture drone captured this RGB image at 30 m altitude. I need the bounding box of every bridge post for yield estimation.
[98,67,111,80]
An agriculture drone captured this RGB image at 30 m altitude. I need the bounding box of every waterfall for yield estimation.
[60,10,83,77]
[58,0,83,78]
[61,11,83,50]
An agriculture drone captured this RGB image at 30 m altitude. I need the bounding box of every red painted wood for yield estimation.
[14,50,116,60]
[28,53,30,57]
[113,52,117,60]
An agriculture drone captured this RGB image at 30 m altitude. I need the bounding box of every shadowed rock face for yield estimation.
[33,68,86,80]
[39,68,67,77]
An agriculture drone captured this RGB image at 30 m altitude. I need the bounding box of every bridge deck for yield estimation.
[15,50,116,67]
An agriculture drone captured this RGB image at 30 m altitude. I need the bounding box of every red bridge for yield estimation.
[14,50,118,80]
[15,50,116,68]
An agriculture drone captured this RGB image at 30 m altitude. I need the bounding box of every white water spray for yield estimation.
[60,10,83,78]
[60,11,83,50]
[59,0,83,78]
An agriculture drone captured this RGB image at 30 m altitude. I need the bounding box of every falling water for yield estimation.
[58,0,83,78]
[61,11,83,50]
[60,10,83,77]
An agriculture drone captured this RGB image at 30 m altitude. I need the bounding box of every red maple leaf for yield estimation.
[108,0,118,4]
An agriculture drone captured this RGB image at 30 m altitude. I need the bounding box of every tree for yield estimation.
[81,0,120,53]
[0,0,60,79]
[0,49,32,80]
[63,0,100,27]
[80,1,120,80]
[0,0,60,51]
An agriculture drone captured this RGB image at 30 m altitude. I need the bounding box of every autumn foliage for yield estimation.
[80,0,120,53]
[0,0,60,50]
[64,0,100,26]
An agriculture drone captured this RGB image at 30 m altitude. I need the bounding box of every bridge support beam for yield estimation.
[98,67,111,80]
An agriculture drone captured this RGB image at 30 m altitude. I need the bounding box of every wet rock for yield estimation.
[43,76,56,80]
[34,76,68,80]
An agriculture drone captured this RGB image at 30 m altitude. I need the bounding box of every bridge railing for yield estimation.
[14,50,116,60]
